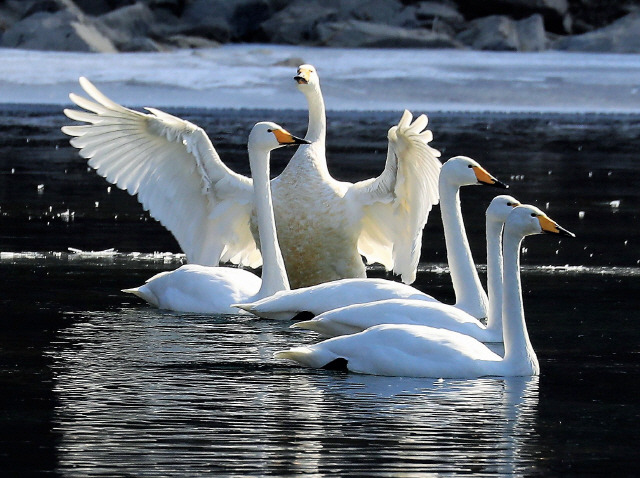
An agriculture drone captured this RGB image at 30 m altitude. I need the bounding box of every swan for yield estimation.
[121,122,307,314]
[274,205,574,378]
[62,71,441,289]
[291,195,520,340]
[234,156,507,320]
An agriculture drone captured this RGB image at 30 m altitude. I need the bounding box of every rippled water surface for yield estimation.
[1,107,639,476]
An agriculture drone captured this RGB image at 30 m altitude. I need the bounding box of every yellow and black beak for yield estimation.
[294,67,311,85]
[538,214,575,237]
[272,128,310,146]
[473,165,508,189]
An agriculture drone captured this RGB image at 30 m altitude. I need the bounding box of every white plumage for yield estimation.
[291,195,520,340]
[275,205,574,378]
[62,67,441,288]
[235,156,507,321]
[121,122,306,314]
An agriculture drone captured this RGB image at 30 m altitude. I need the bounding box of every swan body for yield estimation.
[234,278,437,320]
[275,205,574,378]
[292,195,520,340]
[235,156,506,320]
[122,122,307,314]
[62,69,442,288]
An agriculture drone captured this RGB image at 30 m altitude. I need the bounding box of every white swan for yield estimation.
[274,205,574,378]
[234,156,506,320]
[62,71,441,289]
[291,195,520,340]
[121,122,307,314]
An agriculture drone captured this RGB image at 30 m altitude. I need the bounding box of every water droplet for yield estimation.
[609,200,620,208]
[107,186,112,193]
[545,202,550,210]
[624,240,628,246]
[94,201,99,208]
[578,211,585,219]
[588,171,593,178]
[11,168,15,174]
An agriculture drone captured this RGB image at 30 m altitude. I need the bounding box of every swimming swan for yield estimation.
[234,156,506,320]
[62,72,441,289]
[274,205,574,378]
[121,122,307,314]
[291,195,520,340]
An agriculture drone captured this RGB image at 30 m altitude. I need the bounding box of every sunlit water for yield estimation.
[1,106,639,476]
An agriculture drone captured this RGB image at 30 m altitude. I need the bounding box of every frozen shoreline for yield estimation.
[2,44,640,113]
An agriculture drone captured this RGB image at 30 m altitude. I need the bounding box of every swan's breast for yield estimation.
[256,159,365,288]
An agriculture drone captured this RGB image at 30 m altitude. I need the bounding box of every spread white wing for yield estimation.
[62,77,261,267]
[349,110,442,284]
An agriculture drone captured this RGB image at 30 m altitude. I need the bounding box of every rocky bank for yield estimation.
[0,0,639,53]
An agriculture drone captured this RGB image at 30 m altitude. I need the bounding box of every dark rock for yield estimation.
[74,0,115,16]
[516,14,548,51]
[398,1,466,36]
[316,19,464,48]
[259,2,338,44]
[339,0,405,24]
[457,14,547,51]
[97,2,162,51]
[454,0,570,33]
[1,9,118,52]
[161,34,220,49]
[179,0,272,42]
[552,10,640,52]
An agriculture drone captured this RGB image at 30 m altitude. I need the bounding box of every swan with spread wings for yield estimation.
[62,68,441,288]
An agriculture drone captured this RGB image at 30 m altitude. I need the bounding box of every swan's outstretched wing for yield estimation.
[349,110,441,284]
[62,77,261,267]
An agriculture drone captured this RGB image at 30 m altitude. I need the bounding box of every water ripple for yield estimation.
[45,310,542,476]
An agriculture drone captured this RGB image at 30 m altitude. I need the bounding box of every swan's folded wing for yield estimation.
[349,110,441,284]
[62,77,261,268]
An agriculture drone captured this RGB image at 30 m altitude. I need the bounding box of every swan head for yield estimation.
[505,205,575,238]
[487,195,520,224]
[294,64,320,90]
[249,122,309,152]
[441,156,508,189]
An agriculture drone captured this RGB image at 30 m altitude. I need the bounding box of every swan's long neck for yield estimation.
[501,231,538,373]
[303,84,326,145]
[250,147,290,299]
[439,181,489,318]
[485,218,504,334]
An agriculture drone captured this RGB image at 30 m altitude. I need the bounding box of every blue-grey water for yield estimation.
[1,106,639,476]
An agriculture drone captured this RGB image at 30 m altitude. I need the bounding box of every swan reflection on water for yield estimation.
[47,309,540,475]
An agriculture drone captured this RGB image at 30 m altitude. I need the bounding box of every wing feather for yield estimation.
[350,110,442,284]
[63,77,258,267]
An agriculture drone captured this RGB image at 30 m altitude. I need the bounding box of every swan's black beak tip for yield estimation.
[493,179,509,189]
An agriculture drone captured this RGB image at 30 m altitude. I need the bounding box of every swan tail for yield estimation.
[275,347,338,369]
[292,319,361,338]
[122,286,159,308]
[231,300,297,320]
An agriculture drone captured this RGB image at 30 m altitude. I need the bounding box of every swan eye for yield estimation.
[267,129,273,132]
[531,212,537,217]
[468,165,473,168]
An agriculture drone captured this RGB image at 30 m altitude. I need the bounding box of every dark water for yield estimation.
[1,105,639,476]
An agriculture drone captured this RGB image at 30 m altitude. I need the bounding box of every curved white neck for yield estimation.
[485,218,504,334]
[438,181,489,318]
[501,230,538,372]
[250,147,290,299]
[302,84,326,144]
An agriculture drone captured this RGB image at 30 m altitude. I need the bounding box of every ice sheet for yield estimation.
[1,44,639,113]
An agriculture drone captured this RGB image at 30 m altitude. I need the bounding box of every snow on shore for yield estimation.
[1,44,639,113]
